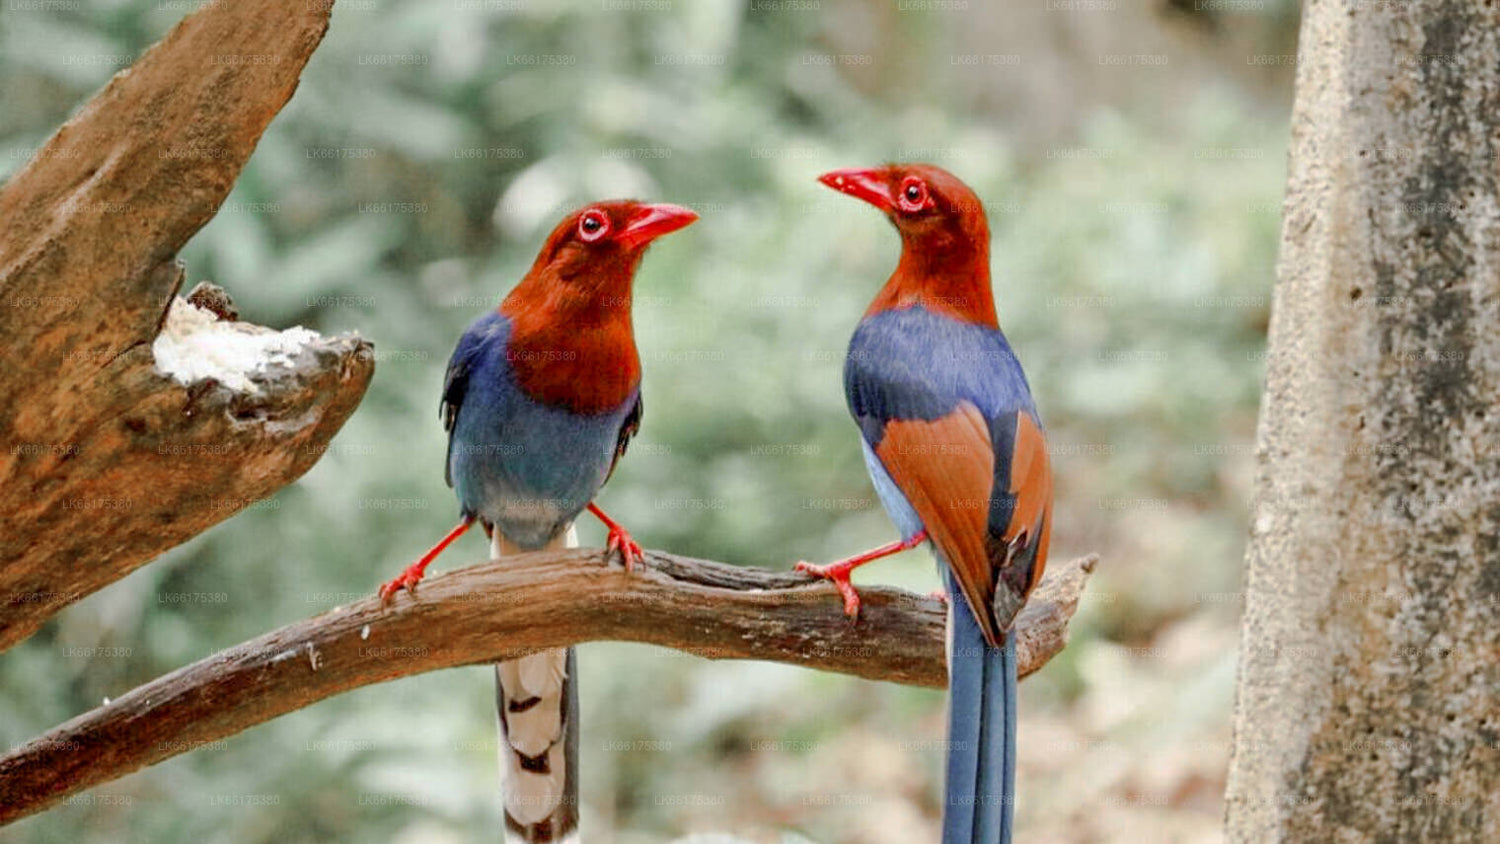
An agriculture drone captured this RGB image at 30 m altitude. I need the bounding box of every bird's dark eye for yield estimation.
[578,210,609,241]
[898,177,928,212]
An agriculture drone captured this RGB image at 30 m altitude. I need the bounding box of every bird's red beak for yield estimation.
[817,168,894,212]
[618,203,699,250]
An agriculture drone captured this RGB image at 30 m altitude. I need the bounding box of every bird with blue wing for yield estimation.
[378,200,697,843]
[802,164,1052,844]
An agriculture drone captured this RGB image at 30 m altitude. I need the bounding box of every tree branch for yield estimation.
[0,0,371,650]
[0,551,1096,824]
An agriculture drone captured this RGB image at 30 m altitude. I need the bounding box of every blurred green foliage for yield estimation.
[1,1,1293,841]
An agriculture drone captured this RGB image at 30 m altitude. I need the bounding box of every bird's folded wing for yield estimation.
[874,402,1002,645]
[873,402,1052,645]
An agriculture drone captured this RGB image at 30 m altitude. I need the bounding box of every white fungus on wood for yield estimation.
[151,296,322,393]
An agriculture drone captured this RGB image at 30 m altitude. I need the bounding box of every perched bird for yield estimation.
[803,164,1052,843]
[378,200,698,843]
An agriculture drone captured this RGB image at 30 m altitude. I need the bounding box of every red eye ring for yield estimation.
[897,177,929,213]
[578,210,609,242]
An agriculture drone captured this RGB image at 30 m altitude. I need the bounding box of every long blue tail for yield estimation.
[942,570,1016,843]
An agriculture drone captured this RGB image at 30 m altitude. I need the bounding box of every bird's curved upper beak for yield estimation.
[817,168,894,212]
[618,203,699,249]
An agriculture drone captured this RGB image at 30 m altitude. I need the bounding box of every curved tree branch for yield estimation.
[0,550,1096,824]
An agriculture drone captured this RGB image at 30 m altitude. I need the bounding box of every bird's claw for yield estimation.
[795,560,864,618]
[378,563,427,605]
[605,524,643,572]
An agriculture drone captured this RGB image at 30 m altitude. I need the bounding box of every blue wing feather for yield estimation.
[442,310,508,488]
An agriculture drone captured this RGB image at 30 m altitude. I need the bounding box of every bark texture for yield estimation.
[0,550,1097,824]
[1225,1,1500,840]
[0,0,372,650]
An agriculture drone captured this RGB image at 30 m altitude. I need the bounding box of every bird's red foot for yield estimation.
[795,559,865,618]
[792,532,928,619]
[379,561,429,605]
[604,523,643,572]
[928,588,950,604]
[588,502,643,572]
[377,519,476,606]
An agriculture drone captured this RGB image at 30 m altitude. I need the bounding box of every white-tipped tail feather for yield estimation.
[494,527,579,843]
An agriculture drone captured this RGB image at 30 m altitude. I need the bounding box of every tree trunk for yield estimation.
[1225,1,1500,841]
[0,0,372,650]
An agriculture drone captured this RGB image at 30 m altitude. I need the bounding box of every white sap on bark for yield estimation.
[1226,1,1499,842]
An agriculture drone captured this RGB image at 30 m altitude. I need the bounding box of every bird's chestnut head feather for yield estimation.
[500,200,697,414]
[503,199,697,320]
[818,163,997,327]
[526,200,699,283]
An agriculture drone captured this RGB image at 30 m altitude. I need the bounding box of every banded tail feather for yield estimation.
[493,528,580,844]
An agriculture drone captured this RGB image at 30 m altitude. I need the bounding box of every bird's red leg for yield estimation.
[795,529,929,618]
[588,502,642,572]
[379,516,475,604]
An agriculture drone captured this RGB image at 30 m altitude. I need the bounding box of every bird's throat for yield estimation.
[866,263,998,327]
[865,227,998,326]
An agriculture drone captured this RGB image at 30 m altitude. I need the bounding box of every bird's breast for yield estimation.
[449,343,637,548]
[501,305,641,415]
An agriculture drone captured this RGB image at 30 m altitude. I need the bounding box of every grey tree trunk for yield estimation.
[1225,1,1500,842]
